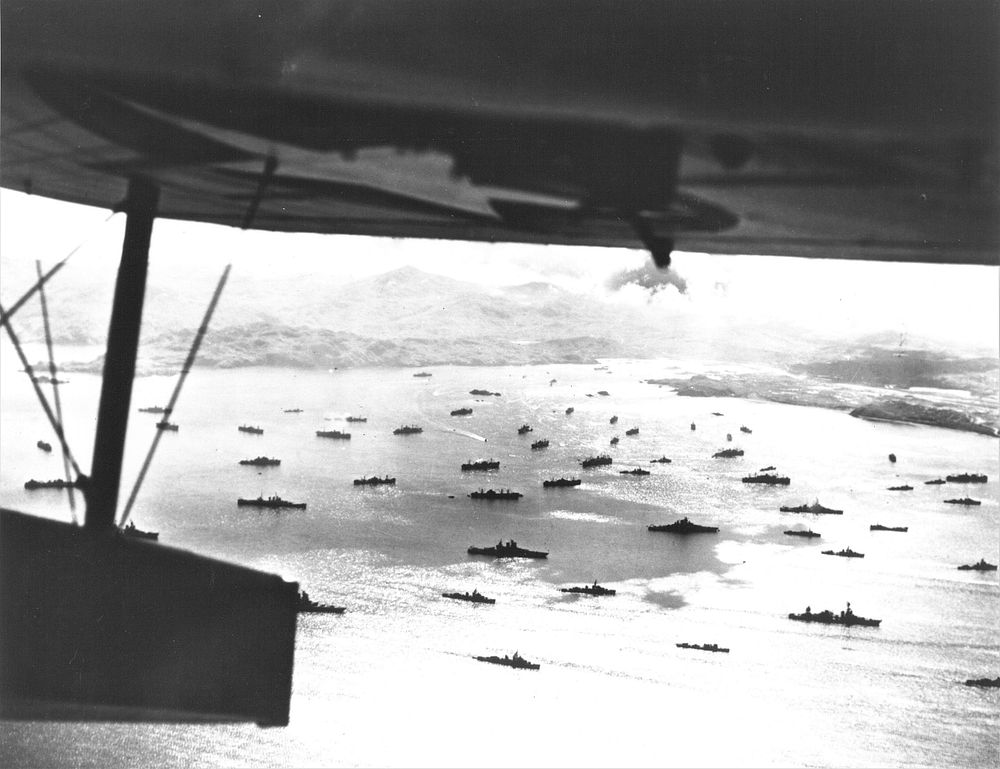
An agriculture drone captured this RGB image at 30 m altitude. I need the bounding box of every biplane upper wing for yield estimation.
[2,0,997,264]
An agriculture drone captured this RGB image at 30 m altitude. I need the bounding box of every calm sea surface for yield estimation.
[1,360,998,768]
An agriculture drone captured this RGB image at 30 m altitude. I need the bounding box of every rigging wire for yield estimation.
[0,211,117,326]
[36,260,78,522]
[118,265,231,528]
[0,301,83,480]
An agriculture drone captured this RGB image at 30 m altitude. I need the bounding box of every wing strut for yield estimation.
[84,177,159,530]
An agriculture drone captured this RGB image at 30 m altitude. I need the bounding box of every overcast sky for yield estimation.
[2,190,997,353]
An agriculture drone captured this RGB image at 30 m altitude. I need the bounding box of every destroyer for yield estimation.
[676,642,729,653]
[788,603,880,627]
[957,559,997,571]
[236,495,306,509]
[24,478,77,490]
[238,424,263,434]
[121,521,158,540]
[821,547,864,558]
[924,478,946,485]
[543,478,581,488]
[784,529,820,538]
[474,652,539,670]
[743,473,790,485]
[650,456,672,464]
[619,468,650,476]
[137,406,166,413]
[886,484,913,491]
[946,473,988,483]
[944,497,981,506]
[239,456,280,466]
[442,589,495,604]
[316,429,350,439]
[297,590,345,614]
[870,524,907,532]
[353,476,396,486]
[559,581,615,596]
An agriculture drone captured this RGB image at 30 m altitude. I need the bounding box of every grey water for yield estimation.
[1,360,997,768]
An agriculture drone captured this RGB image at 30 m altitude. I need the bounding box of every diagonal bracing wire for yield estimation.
[118,265,231,528]
[36,260,78,520]
[0,302,84,480]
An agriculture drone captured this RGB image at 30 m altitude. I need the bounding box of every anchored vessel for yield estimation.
[282,408,302,413]
[713,448,744,458]
[353,476,396,486]
[345,416,367,423]
[650,456,672,464]
[784,529,820,538]
[469,488,523,500]
[625,427,639,436]
[239,456,280,466]
[581,454,613,468]
[469,389,500,396]
[559,581,615,596]
[531,439,550,450]
[743,473,790,485]
[822,547,864,558]
[461,458,500,471]
[676,642,729,653]
[474,652,539,670]
[609,436,619,445]
[36,440,52,452]
[442,589,495,604]
[946,473,988,483]
[238,425,263,434]
[316,429,351,439]
[610,416,619,424]
[297,591,345,614]
[467,540,547,559]
[788,604,880,627]
[870,524,907,532]
[780,500,843,515]
[543,478,581,487]
[887,484,913,491]
[450,407,473,416]
[413,372,432,378]
[740,426,752,434]
[24,478,77,490]
[393,425,423,435]
[137,406,167,413]
[619,468,650,476]
[155,421,179,431]
[649,517,719,534]
[565,407,574,414]
[237,495,306,510]
[957,559,998,571]
[944,497,981,506]
[121,521,159,540]
[517,424,533,434]
[924,478,946,485]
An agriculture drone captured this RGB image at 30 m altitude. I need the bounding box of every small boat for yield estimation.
[740,426,752,434]
[412,371,432,378]
[676,642,729,653]
[469,389,501,396]
[238,424,263,434]
[580,455,612,468]
[155,421,179,431]
[726,433,732,441]
[713,448,744,458]
[565,407,574,415]
[780,500,843,515]
[648,517,719,534]
[944,497,981,506]
[236,495,306,509]
[137,406,166,413]
[650,456,672,464]
[964,677,1000,688]
[239,456,281,466]
[121,521,158,540]
[711,412,724,416]
[788,603,880,627]
[619,468,650,476]
[450,407,473,416]
[461,458,500,471]
[821,547,864,558]
[946,473,988,483]
[443,589,495,604]
[886,484,913,491]
[282,408,303,413]
[924,478,946,485]
[297,590,345,614]
[784,529,820,538]
[517,424,533,434]
[625,427,639,436]
[609,436,619,445]
[870,524,908,532]
[543,478,581,488]
[24,478,77,490]
[743,473,790,485]
[531,439,550,450]
[316,429,351,439]
[393,425,423,435]
[467,540,547,559]
[690,422,696,430]
[957,559,998,571]
[345,416,368,422]
[610,416,619,424]
[474,652,539,670]
[353,476,396,486]
[597,391,610,396]
[560,581,615,597]
[888,453,897,462]
[36,440,52,452]
[759,465,776,472]
[468,488,523,500]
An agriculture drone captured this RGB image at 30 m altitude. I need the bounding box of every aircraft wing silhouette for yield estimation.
[2,0,997,264]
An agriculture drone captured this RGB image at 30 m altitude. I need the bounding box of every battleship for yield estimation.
[713,448,744,458]
[531,440,550,450]
[474,652,539,670]
[543,478,581,488]
[676,642,729,653]
[238,425,263,434]
[648,517,719,534]
[821,547,864,558]
[870,524,908,532]
[461,458,500,471]
[450,407,473,416]
[946,473,988,483]
[784,529,820,538]
[468,488,523,500]
[780,500,843,515]
[944,497,982,506]
[788,603,881,627]
[560,582,616,596]
[393,425,423,435]
[442,589,495,604]
[743,473,790,485]
[467,540,548,559]
[236,495,306,509]
[239,456,281,466]
[316,429,351,439]
[581,455,613,468]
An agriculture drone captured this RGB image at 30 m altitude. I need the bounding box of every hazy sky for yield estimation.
[2,190,997,352]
